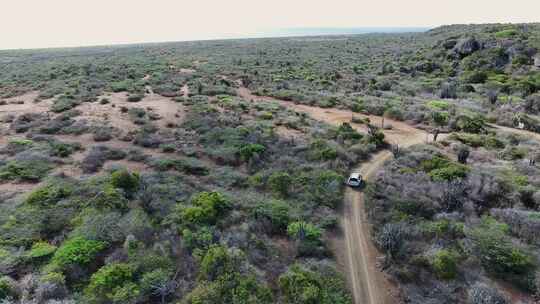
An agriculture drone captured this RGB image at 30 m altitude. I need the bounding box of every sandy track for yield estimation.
[237,87,434,304]
[239,87,540,303]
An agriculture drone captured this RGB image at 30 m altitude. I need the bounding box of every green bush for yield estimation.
[85,263,138,303]
[308,140,338,161]
[49,141,81,157]
[140,268,172,295]
[253,200,291,234]
[278,264,351,304]
[420,156,469,181]
[93,184,128,210]
[306,170,344,208]
[110,169,140,194]
[431,249,458,280]
[462,71,488,84]
[238,143,265,161]
[432,111,449,126]
[0,160,53,182]
[127,94,143,102]
[184,273,272,304]
[51,237,107,269]
[455,115,486,134]
[25,183,72,206]
[27,241,57,259]
[182,227,215,251]
[268,171,292,197]
[427,100,450,110]
[495,29,518,38]
[450,133,505,149]
[0,276,16,300]
[336,123,362,141]
[469,217,535,284]
[199,245,235,281]
[180,192,231,226]
[287,221,322,242]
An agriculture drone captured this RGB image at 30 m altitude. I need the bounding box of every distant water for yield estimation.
[251,27,430,38]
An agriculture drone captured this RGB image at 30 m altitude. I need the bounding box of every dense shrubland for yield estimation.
[1,22,539,303]
[0,89,370,302]
[366,130,540,303]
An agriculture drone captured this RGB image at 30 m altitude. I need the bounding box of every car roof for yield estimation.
[349,173,361,179]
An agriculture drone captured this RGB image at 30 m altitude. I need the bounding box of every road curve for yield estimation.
[237,87,540,304]
[237,87,430,303]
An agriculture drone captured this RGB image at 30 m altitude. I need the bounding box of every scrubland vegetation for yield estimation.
[368,129,540,303]
[0,22,539,303]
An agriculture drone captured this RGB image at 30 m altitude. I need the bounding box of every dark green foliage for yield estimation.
[431,249,459,280]
[0,160,53,182]
[278,264,351,304]
[179,192,231,226]
[92,184,128,210]
[127,94,144,102]
[84,263,139,303]
[238,143,265,161]
[0,276,16,300]
[25,183,72,206]
[49,141,81,157]
[268,171,292,197]
[309,140,338,161]
[420,156,469,181]
[336,123,362,141]
[469,217,535,278]
[110,169,140,195]
[253,199,291,234]
[454,115,486,134]
[151,157,209,175]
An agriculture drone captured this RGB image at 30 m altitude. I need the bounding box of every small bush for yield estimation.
[278,264,351,304]
[85,263,137,303]
[25,183,72,206]
[238,143,265,161]
[0,160,53,182]
[431,249,458,280]
[268,171,292,197]
[27,241,57,259]
[127,94,144,102]
[180,192,231,226]
[469,217,535,288]
[51,237,107,269]
[420,156,469,181]
[253,200,291,234]
[287,221,322,242]
[110,169,140,195]
[0,276,16,300]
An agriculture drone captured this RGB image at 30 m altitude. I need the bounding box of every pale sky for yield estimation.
[1,0,539,50]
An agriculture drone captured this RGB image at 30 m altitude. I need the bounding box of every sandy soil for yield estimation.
[0,90,186,196]
[181,84,190,97]
[0,91,53,115]
[76,91,185,132]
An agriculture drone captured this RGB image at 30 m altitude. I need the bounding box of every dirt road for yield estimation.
[237,87,434,304]
[238,87,540,304]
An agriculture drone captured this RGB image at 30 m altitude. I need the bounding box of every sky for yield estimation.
[1,0,539,50]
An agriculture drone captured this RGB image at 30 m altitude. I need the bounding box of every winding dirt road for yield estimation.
[237,87,434,304]
[238,87,540,304]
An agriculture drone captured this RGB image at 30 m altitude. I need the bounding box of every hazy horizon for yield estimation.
[0,27,433,51]
[1,0,539,50]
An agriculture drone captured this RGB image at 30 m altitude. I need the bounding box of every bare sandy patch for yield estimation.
[74,91,185,132]
[0,91,53,115]
[179,68,196,74]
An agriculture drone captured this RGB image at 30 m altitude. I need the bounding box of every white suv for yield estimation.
[347,173,363,187]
